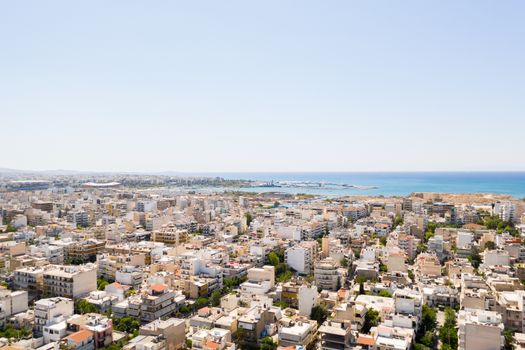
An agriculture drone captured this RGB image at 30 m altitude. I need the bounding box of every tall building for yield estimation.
[286,241,319,275]
[314,258,339,291]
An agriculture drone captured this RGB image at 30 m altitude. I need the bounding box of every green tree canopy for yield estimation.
[363,309,380,333]
[310,305,329,325]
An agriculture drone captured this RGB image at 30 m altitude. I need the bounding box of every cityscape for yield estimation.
[0,171,524,350]
[2,1,525,350]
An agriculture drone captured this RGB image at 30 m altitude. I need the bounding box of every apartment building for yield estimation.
[116,265,144,289]
[14,266,46,300]
[65,240,105,263]
[140,318,186,350]
[286,241,319,275]
[30,244,65,264]
[140,284,178,322]
[152,229,189,246]
[318,320,352,350]
[396,234,416,259]
[97,253,146,281]
[415,253,441,278]
[298,284,318,317]
[34,297,74,336]
[0,289,28,327]
[237,305,276,343]
[43,264,97,298]
[314,258,340,291]
[240,265,275,295]
[458,308,504,350]
[278,319,317,348]
[123,335,167,350]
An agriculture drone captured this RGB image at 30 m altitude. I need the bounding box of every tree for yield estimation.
[310,305,329,325]
[245,213,253,227]
[194,297,209,310]
[420,305,437,334]
[427,222,437,234]
[439,308,458,350]
[98,278,110,291]
[267,252,280,267]
[260,336,277,350]
[359,282,365,295]
[76,299,97,314]
[363,309,380,333]
[273,301,289,309]
[419,332,434,348]
[179,305,192,315]
[5,224,16,233]
[408,269,415,282]
[424,231,434,242]
[0,325,32,339]
[210,290,222,307]
[392,215,403,229]
[379,236,387,246]
[379,262,388,273]
[340,257,349,268]
[504,329,514,350]
[485,241,496,250]
[468,248,482,269]
[185,339,192,349]
[224,276,247,289]
[414,344,431,350]
[112,316,141,334]
[377,290,392,298]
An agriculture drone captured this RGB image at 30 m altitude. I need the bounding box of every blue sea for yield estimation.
[210,172,525,198]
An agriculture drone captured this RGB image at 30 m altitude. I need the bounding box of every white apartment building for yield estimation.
[459,308,504,350]
[286,241,318,275]
[394,289,423,320]
[457,231,473,249]
[482,250,510,268]
[240,265,275,295]
[494,202,516,223]
[137,201,157,213]
[278,319,317,348]
[0,289,28,327]
[34,297,74,336]
[30,244,65,264]
[116,265,143,289]
[298,285,318,317]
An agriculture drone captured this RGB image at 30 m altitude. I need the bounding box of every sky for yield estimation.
[1,1,524,173]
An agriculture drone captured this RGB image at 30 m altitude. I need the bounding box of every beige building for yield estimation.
[43,264,97,298]
[140,318,186,350]
[314,258,339,291]
[415,253,441,277]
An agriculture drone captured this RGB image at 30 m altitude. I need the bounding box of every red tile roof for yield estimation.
[151,284,167,293]
[66,329,93,343]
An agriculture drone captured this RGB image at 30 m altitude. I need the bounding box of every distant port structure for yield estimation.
[82,182,121,188]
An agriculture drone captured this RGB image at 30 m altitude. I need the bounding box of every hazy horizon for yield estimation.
[2,1,524,172]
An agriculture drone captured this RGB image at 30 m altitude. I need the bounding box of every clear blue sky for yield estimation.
[1,1,524,173]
